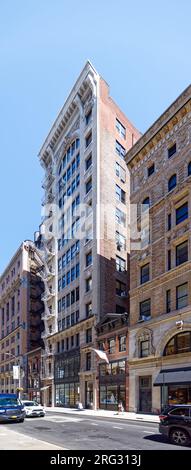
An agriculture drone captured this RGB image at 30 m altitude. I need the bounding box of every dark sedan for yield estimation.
[159,404,191,446]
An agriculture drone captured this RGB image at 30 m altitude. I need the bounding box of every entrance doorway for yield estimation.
[139,376,152,412]
[85,382,93,408]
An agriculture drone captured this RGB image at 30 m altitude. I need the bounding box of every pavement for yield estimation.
[0,424,66,450]
[45,406,160,423]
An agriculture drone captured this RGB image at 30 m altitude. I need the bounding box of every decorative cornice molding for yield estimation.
[126,84,191,167]
[38,61,98,166]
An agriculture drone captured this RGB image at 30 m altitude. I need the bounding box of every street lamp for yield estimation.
[5,353,23,399]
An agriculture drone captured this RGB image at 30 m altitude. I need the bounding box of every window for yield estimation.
[86,277,92,292]
[72,159,76,174]
[140,340,149,358]
[168,143,176,159]
[115,208,126,226]
[76,333,79,347]
[76,263,80,278]
[116,256,126,272]
[115,162,126,182]
[166,290,171,313]
[148,164,155,177]
[86,352,91,371]
[142,197,150,212]
[86,178,92,194]
[176,241,188,266]
[85,132,92,148]
[167,213,171,231]
[140,299,151,321]
[176,202,188,225]
[76,153,80,167]
[71,313,75,325]
[116,118,126,139]
[116,231,126,251]
[76,287,79,302]
[188,162,191,176]
[86,302,92,318]
[85,109,92,126]
[71,290,75,305]
[86,251,92,267]
[86,328,92,343]
[85,153,92,171]
[176,283,188,310]
[140,263,149,284]
[119,335,126,352]
[116,280,126,296]
[66,271,70,285]
[168,250,171,271]
[169,407,190,417]
[116,184,125,203]
[66,293,70,308]
[116,305,126,314]
[71,336,74,348]
[164,331,191,356]
[168,174,177,192]
[116,140,126,159]
[108,338,115,354]
[76,310,80,323]
[71,267,75,282]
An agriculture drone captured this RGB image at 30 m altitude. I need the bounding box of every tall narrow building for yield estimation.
[38,61,140,408]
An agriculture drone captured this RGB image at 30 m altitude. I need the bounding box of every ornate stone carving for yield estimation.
[134,327,155,357]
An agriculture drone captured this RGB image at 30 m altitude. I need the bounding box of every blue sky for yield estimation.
[0,0,191,273]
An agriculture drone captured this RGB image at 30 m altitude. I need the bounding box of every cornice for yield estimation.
[126,84,191,167]
[38,61,98,167]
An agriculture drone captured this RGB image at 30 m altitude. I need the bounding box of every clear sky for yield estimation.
[0,0,191,273]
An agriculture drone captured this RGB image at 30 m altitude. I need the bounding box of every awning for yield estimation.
[154,368,191,386]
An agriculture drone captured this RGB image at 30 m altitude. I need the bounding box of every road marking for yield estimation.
[90,423,98,426]
[45,416,83,423]
[113,426,123,430]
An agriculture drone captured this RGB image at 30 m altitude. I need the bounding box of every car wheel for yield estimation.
[170,428,190,446]
[18,419,24,423]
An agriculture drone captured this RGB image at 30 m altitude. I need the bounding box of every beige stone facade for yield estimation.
[38,61,140,408]
[126,85,191,413]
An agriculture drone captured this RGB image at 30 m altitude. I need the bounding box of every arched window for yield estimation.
[142,197,150,212]
[168,174,177,192]
[164,331,191,356]
[188,162,191,176]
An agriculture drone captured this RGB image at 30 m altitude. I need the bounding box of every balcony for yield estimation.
[42,191,55,206]
[45,246,55,260]
[41,307,55,321]
[42,170,55,190]
[41,289,55,302]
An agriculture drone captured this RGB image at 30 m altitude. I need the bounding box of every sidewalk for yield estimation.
[0,426,66,450]
[45,406,160,423]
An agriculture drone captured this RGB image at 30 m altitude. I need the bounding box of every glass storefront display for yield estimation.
[55,383,79,407]
[100,384,126,410]
[168,385,191,405]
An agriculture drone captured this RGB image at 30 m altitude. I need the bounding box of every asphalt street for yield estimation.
[2,411,190,450]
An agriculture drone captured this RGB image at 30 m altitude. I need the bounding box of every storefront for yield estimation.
[99,359,127,411]
[154,367,191,408]
[54,349,80,407]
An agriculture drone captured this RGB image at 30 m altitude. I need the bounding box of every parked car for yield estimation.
[21,400,45,417]
[0,393,25,423]
[159,404,191,446]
